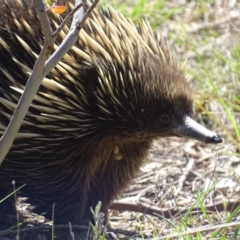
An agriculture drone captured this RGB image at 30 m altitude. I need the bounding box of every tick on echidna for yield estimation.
[0,0,222,226]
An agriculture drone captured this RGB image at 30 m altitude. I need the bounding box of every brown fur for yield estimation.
[0,0,192,225]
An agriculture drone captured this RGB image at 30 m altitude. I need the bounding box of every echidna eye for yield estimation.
[159,114,171,124]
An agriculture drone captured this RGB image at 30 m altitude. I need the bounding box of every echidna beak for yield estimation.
[174,116,222,144]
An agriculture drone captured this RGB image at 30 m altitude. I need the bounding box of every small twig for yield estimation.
[36,0,52,41]
[107,227,148,238]
[156,221,240,240]
[110,199,240,219]
[176,156,195,195]
[12,180,20,240]
[69,222,75,240]
[52,203,55,239]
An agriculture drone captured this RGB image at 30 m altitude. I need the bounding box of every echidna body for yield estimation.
[0,0,221,225]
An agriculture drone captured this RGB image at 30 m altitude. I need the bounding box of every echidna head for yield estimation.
[92,50,221,144]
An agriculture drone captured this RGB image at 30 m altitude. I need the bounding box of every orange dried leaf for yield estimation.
[51,5,66,14]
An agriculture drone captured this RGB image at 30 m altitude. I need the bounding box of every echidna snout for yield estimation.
[173,116,222,143]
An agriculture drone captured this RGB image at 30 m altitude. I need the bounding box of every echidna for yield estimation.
[0,0,221,225]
